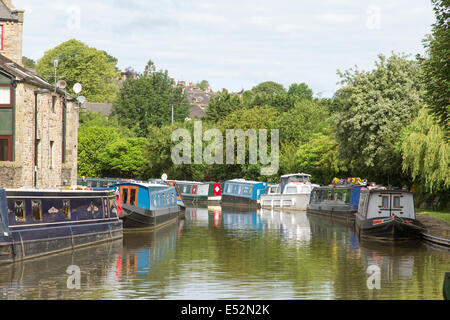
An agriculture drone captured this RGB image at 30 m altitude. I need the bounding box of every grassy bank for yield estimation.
[416,209,450,224]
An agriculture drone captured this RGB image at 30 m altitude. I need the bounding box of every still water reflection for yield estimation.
[0,205,448,300]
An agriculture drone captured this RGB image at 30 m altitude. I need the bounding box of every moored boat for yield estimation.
[260,173,319,211]
[355,187,425,242]
[0,187,123,265]
[221,179,272,208]
[113,181,180,231]
[307,178,366,223]
[168,181,223,203]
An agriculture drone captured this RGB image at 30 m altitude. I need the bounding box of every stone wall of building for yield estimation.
[0,82,79,189]
[0,9,24,66]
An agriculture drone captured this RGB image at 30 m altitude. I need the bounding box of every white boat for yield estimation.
[260,173,319,211]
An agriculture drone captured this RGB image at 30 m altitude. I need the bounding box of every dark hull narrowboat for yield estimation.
[355,188,425,242]
[114,182,180,231]
[0,188,123,265]
[120,203,179,230]
[307,182,365,223]
[221,179,272,209]
[356,216,424,241]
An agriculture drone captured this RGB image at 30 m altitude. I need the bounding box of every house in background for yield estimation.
[0,0,79,188]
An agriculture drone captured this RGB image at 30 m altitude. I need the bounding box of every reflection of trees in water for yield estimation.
[0,240,122,300]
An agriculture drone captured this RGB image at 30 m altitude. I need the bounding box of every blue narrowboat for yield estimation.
[0,187,123,265]
[112,181,180,230]
[221,179,272,208]
[307,180,366,222]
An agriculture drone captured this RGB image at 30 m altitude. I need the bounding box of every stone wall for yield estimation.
[0,11,24,66]
[0,82,78,189]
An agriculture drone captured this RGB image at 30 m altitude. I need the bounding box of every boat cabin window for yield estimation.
[32,200,42,221]
[130,189,137,206]
[63,200,71,219]
[285,186,298,194]
[381,195,389,209]
[122,188,129,204]
[14,201,26,222]
[393,195,401,208]
[103,198,109,218]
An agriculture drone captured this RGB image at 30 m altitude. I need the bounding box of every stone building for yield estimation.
[0,0,79,188]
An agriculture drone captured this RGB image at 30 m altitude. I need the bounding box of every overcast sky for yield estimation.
[15,0,435,97]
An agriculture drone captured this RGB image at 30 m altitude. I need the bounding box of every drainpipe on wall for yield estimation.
[33,89,50,188]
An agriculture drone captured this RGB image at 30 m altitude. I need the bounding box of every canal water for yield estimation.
[0,205,448,300]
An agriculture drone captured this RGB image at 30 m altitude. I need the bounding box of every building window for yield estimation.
[32,200,42,221]
[0,136,12,161]
[14,200,26,222]
[0,84,12,107]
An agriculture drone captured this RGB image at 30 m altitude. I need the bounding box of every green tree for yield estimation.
[112,60,190,136]
[401,107,449,193]
[251,81,286,95]
[288,83,313,100]
[205,90,242,123]
[293,133,346,185]
[36,39,120,103]
[196,80,210,90]
[335,53,424,184]
[22,56,36,69]
[419,0,449,129]
[78,125,122,177]
[99,137,147,178]
[274,99,330,145]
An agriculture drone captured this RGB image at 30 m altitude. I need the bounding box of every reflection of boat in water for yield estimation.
[259,209,311,243]
[358,240,420,282]
[120,221,180,275]
[221,207,263,231]
[0,239,122,299]
[184,206,210,225]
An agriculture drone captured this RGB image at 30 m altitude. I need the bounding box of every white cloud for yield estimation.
[14,0,435,96]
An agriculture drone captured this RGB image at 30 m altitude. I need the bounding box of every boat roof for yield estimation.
[226,179,268,185]
[168,180,206,185]
[5,187,112,193]
[281,173,311,178]
[115,181,170,188]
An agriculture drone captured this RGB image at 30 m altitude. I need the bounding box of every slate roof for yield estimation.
[0,53,70,96]
[0,1,17,21]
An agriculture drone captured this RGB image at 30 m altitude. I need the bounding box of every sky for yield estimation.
[14,0,435,97]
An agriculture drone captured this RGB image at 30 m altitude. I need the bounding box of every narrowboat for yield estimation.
[77,177,121,189]
[221,179,272,208]
[169,181,223,202]
[307,179,366,222]
[0,187,123,265]
[149,179,186,211]
[260,173,319,211]
[113,181,180,230]
[355,188,424,241]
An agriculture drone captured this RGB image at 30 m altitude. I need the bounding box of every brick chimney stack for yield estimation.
[0,0,25,66]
